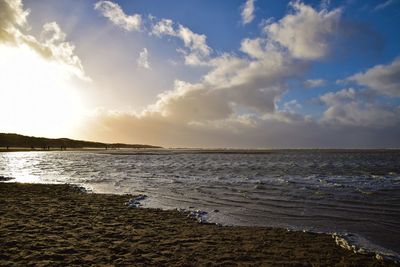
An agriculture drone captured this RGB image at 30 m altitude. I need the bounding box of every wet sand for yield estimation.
[0,183,396,266]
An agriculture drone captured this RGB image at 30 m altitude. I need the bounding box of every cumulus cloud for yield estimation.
[143,41,306,124]
[147,80,233,122]
[347,58,400,97]
[304,79,325,88]
[320,88,400,127]
[152,18,175,36]
[0,0,87,80]
[39,22,88,79]
[240,38,267,59]
[0,0,29,42]
[282,100,302,113]
[137,47,150,69]
[264,1,341,60]
[151,18,212,66]
[94,0,141,31]
[241,0,256,25]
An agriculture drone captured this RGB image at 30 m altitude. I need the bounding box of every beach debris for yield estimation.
[187,209,208,223]
[213,209,219,213]
[126,194,147,208]
[69,184,90,194]
[376,254,384,261]
[0,176,14,182]
[332,233,400,263]
[332,233,366,254]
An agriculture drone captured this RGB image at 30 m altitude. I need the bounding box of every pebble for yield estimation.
[0,176,14,182]
[126,194,147,208]
[187,209,208,223]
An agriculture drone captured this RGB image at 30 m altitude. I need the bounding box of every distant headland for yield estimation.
[0,133,161,151]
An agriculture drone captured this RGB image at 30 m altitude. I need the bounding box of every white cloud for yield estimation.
[282,100,302,113]
[374,0,396,11]
[152,18,175,37]
[347,58,400,97]
[0,0,29,43]
[241,0,256,25]
[264,1,341,60]
[240,38,269,59]
[0,0,88,80]
[304,79,325,88]
[94,0,141,31]
[143,39,307,123]
[39,22,87,79]
[150,81,233,122]
[151,18,212,66]
[320,88,400,127]
[137,47,150,69]
[177,25,211,58]
[320,0,331,10]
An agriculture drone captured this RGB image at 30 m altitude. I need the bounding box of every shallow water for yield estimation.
[1,149,399,255]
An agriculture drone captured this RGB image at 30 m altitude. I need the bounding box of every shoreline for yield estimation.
[2,147,400,153]
[0,182,397,266]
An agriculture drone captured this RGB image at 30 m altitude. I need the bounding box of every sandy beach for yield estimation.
[0,183,397,266]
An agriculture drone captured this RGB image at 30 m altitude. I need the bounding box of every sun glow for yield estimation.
[0,44,86,138]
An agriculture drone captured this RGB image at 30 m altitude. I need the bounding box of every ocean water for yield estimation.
[1,149,399,256]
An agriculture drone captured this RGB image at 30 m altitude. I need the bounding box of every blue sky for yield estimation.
[1,0,400,147]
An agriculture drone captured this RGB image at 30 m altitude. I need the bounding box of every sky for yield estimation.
[0,0,400,148]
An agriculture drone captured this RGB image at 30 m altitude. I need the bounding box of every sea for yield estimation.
[1,149,399,258]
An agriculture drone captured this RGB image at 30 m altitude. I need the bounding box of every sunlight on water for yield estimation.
[0,152,43,183]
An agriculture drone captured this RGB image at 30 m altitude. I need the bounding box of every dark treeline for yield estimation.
[0,133,161,150]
